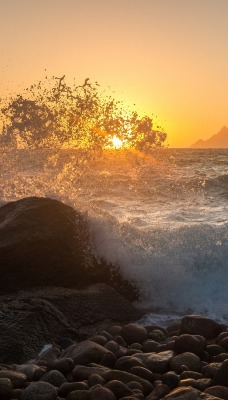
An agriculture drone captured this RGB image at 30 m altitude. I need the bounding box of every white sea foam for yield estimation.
[89,208,228,321]
[0,148,228,324]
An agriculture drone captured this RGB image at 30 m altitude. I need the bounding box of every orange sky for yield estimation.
[0,0,227,147]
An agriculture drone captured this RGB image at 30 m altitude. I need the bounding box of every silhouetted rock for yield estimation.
[0,196,138,300]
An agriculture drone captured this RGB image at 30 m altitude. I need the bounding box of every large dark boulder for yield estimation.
[0,196,89,290]
[0,284,141,364]
[0,196,138,300]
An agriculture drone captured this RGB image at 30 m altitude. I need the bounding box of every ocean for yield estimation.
[1,147,228,325]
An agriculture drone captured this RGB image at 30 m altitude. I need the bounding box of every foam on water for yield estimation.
[88,207,228,321]
[0,148,228,324]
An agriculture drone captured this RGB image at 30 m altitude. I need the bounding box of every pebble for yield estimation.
[1,315,228,400]
[170,352,202,373]
[59,381,89,397]
[0,378,13,400]
[105,379,134,398]
[120,323,148,345]
[21,381,58,400]
[90,384,116,400]
[0,370,27,389]
[163,386,200,400]
[40,369,67,387]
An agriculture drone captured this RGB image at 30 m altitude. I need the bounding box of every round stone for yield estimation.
[120,324,148,345]
[170,352,202,374]
[21,381,57,400]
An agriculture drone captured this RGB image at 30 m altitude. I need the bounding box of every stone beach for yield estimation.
[1,197,228,399]
[1,314,228,400]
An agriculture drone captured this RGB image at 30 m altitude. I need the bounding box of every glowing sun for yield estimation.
[112,134,123,148]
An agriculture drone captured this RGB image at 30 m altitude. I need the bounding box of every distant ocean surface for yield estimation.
[1,148,228,325]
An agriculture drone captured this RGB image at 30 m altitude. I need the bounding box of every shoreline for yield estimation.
[0,313,228,399]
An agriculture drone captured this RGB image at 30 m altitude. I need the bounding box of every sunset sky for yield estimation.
[0,0,227,147]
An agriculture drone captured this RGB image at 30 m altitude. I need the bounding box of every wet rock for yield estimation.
[179,378,211,391]
[102,370,153,395]
[207,345,224,359]
[149,330,167,342]
[67,390,90,400]
[163,371,180,390]
[170,352,202,374]
[180,316,221,340]
[89,335,108,346]
[0,197,91,291]
[125,349,143,357]
[127,381,143,391]
[113,336,128,347]
[174,335,207,356]
[130,366,154,382]
[193,379,212,391]
[166,322,181,335]
[0,370,27,388]
[38,347,61,363]
[72,365,109,380]
[213,353,228,362]
[21,381,58,400]
[143,350,174,374]
[47,358,74,375]
[115,356,144,372]
[12,388,23,399]
[88,374,105,387]
[213,360,228,387]
[0,197,139,300]
[215,332,228,345]
[59,382,89,397]
[91,384,116,400]
[105,341,120,354]
[0,378,13,400]
[202,363,221,379]
[108,326,122,337]
[204,386,228,400]
[40,369,67,387]
[115,348,128,359]
[218,337,228,352]
[135,350,174,374]
[147,382,170,400]
[180,371,203,380]
[142,340,160,353]
[146,325,169,336]
[97,330,113,341]
[16,364,46,380]
[0,284,140,364]
[61,340,113,365]
[120,324,148,345]
[101,350,117,368]
[129,343,143,351]
[162,386,200,400]
[105,380,134,398]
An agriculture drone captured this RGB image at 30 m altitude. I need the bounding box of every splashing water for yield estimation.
[0,75,166,151]
[0,77,228,324]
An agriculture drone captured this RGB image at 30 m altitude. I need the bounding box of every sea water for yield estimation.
[0,148,228,325]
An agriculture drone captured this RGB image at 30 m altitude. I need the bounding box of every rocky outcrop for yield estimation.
[0,284,141,364]
[0,196,138,300]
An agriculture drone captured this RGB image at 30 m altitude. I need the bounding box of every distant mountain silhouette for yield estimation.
[191,126,228,148]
